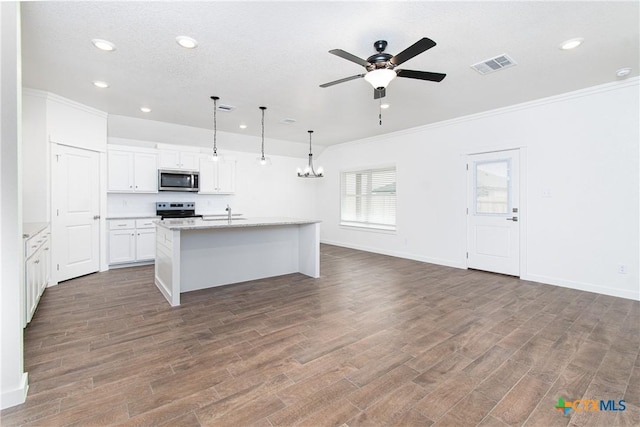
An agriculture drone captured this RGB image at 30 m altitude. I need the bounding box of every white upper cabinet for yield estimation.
[132,153,158,192]
[199,156,236,194]
[107,146,158,193]
[157,144,200,170]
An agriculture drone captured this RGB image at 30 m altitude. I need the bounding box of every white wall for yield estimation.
[107,137,319,220]
[317,78,639,301]
[1,1,28,409]
[21,89,48,223]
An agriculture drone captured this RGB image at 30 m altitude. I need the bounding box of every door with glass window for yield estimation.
[467,149,520,276]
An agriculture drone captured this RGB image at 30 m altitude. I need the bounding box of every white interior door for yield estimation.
[467,149,520,276]
[53,144,100,282]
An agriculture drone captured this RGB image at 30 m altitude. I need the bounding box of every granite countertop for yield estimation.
[106,215,161,220]
[156,217,320,231]
[23,222,49,239]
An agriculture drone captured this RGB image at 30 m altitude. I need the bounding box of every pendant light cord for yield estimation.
[260,106,266,159]
[308,130,315,174]
[211,96,219,156]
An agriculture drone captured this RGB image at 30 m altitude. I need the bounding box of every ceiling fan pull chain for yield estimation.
[379,97,383,126]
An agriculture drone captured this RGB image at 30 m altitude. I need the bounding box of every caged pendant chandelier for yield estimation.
[256,106,271,166]
[297,130,324,178]
[210,96,221,161]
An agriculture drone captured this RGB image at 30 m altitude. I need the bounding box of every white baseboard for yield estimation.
[320,239,465,269]
[320,240,639,301]
[1,372,28,410]
[521,273,640,301]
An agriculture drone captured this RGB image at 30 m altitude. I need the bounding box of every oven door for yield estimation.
[158,170,199,192]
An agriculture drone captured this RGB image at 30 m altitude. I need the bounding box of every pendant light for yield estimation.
[256,106,271,166]
[210,96,220,161]
[297,130,323,178]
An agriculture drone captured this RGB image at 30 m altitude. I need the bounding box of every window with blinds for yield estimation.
[340,166,396,231]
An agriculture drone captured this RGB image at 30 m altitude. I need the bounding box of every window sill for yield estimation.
[339,222,397,234]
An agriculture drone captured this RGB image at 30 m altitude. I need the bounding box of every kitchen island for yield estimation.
[154,217,320,306]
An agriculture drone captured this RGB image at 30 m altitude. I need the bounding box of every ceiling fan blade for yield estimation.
[390,38,437,66]
[373,87,386,99]
[396,69,446,82]
[319,74,365,88]
[329,49,370,67]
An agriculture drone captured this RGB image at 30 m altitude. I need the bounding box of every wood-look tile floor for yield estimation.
[2,244,639,426]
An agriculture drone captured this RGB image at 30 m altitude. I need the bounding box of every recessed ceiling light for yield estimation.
[91,39,116,51]
[92,80,109,88]
[176,36,198,49]
[140,107,152,113]
[616,67,632,78]
[239,124,247,129]
[559,38,584,50]
[380,103,390,109]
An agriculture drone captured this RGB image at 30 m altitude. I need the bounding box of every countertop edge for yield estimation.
[23,222,49,239]
[106,215,161,220]
[156,217,321,231]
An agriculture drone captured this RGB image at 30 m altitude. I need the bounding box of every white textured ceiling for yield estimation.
[20,1,640,147]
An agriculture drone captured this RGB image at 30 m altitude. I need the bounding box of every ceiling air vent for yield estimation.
[217,104,236,112]
[471,54,517,75]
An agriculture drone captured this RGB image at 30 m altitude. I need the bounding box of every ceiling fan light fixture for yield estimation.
[364,68,397,89]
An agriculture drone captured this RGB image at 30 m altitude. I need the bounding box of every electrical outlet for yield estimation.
[618,264,627,274]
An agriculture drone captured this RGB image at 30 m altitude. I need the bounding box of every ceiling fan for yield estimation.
[320,38,446,99]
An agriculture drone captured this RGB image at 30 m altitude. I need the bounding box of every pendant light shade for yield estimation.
[256,106,271,166]
[297,130,323,178]
[210,95,220,161]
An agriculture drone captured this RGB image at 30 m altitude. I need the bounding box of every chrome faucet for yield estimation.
[225,204,232,221]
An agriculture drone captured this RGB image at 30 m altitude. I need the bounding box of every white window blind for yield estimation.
[341,166,396,231]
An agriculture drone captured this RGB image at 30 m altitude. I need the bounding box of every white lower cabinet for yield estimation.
[136,228,156,260]
[25,225,50,325]
[109,218,156,265]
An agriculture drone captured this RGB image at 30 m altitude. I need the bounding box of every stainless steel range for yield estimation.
[156,202,202,220]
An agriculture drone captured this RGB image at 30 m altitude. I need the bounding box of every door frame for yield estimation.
[463,146,528,277]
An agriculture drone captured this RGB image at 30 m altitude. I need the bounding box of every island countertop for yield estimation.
[155,217,321,231]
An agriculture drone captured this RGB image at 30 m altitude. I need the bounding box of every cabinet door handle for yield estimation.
[93,215,101,220]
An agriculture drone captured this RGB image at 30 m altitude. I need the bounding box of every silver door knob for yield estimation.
[506,217,518,222]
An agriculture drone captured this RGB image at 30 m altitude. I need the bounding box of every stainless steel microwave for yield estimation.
[158,170,199,192]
